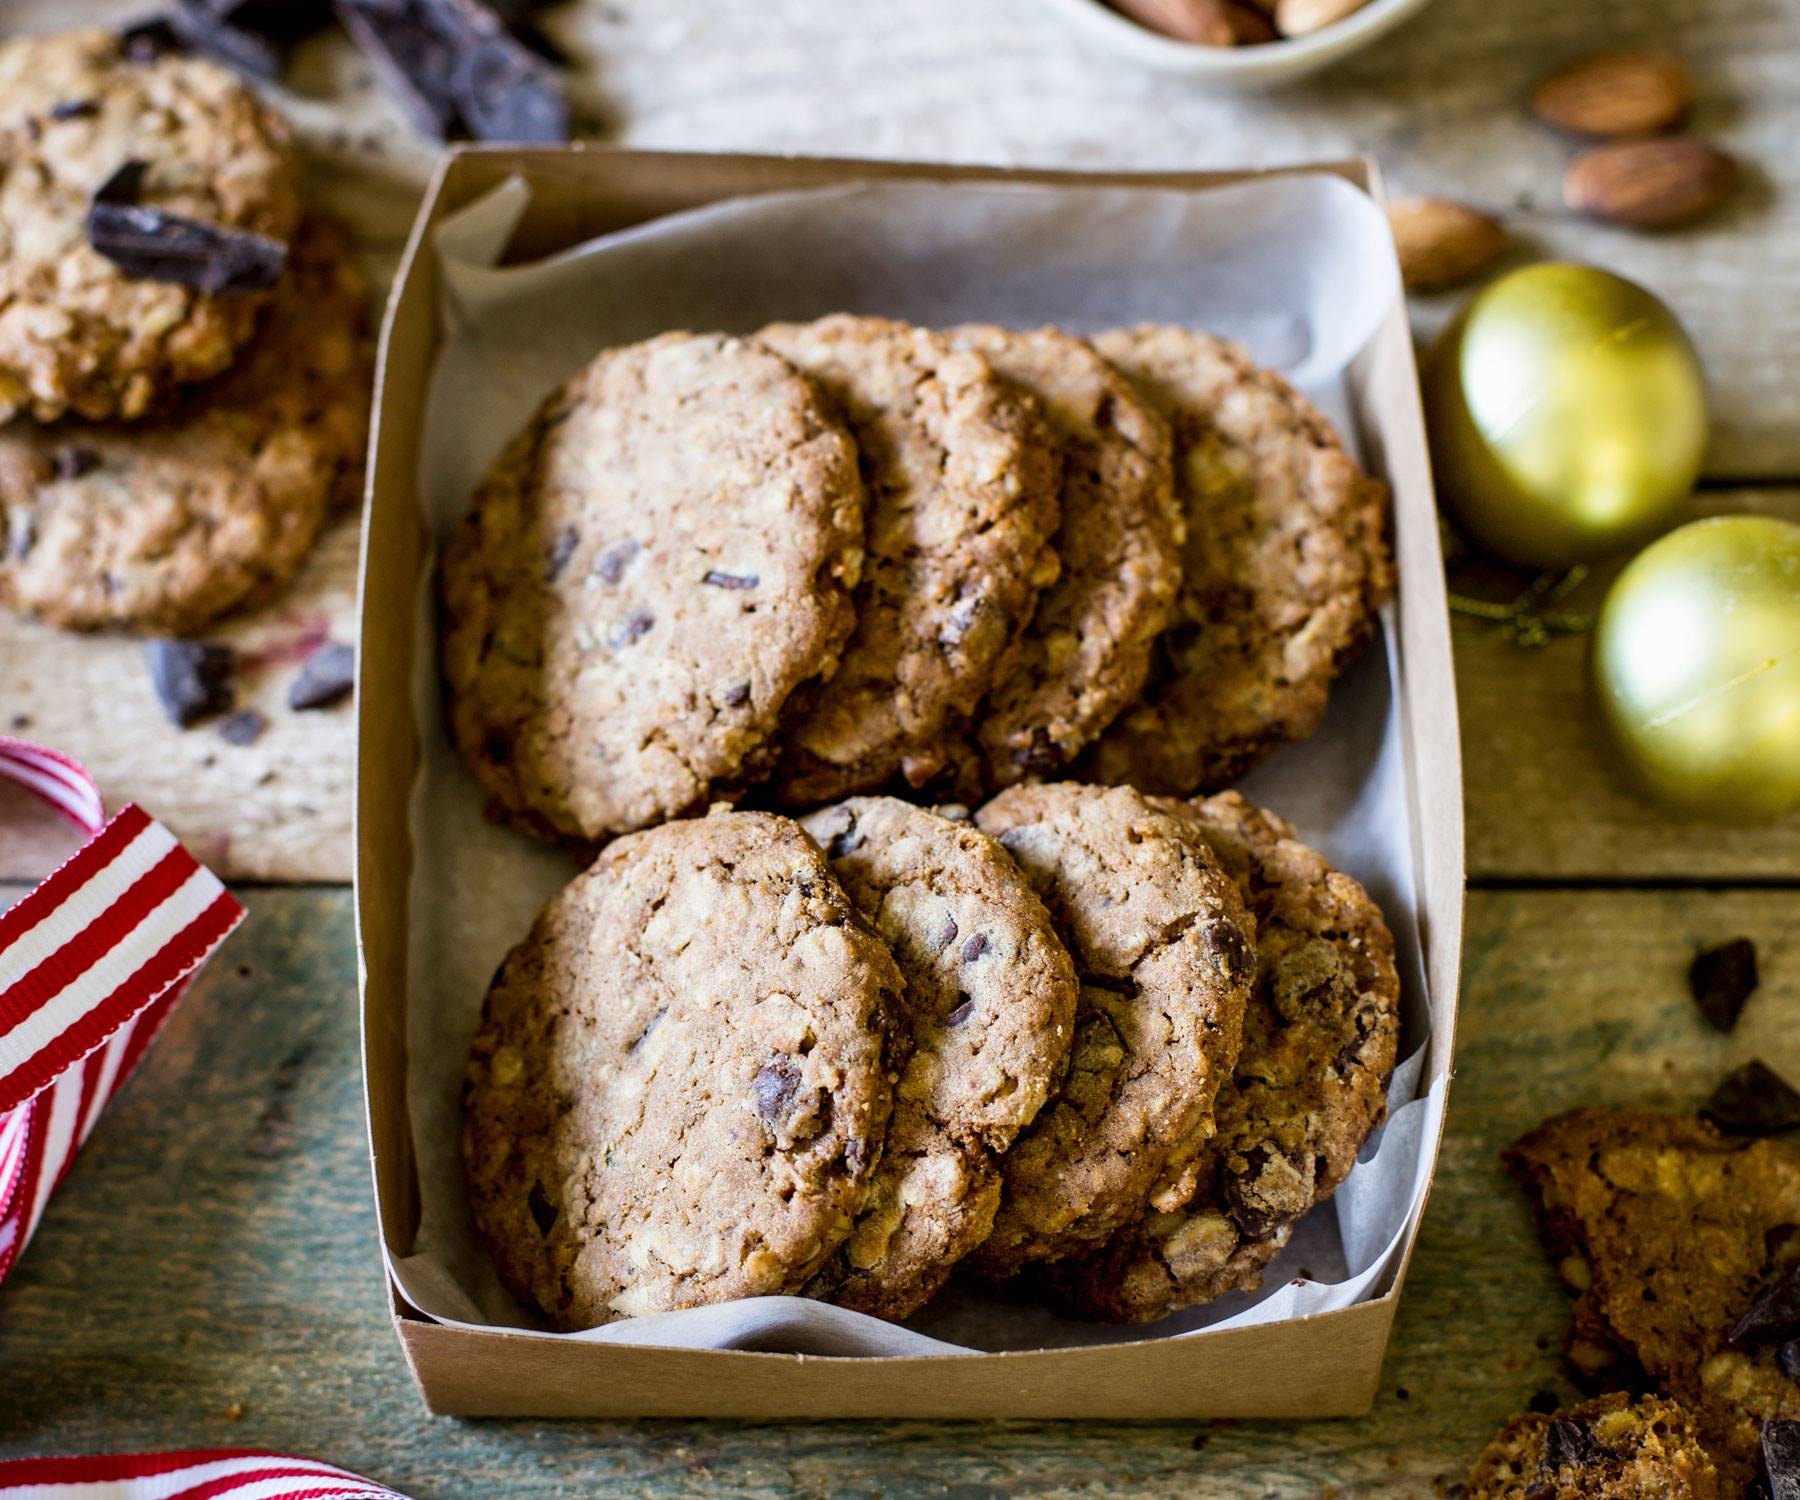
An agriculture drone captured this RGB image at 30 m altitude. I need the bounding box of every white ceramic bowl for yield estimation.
[1042,0,1440,85]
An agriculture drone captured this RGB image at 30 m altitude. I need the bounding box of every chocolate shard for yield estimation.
[1691,938,1760,1033]
[195,0,335,39]
[1702,1059,1800,1139]
[1728,1261,1800,1348]
[333,0,463,139]
[288,642,355,711]
[94,159,149,207]
[48,99,99,120]
[1540,1416,1601,1473]
[170,0,286,80]
[147,638,235,727]
[449,29,569,143]
[86,179,288,295]
[1765,1418,1800,1500]
[217,707,267,745]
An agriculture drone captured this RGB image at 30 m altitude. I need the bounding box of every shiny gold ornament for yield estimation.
[1424,263,1708,569]
[1593,516,1800,821]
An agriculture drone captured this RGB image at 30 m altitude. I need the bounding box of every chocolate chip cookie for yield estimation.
[0,28,301,423]
[759,315,1062,804]
[1042,791,1400,1322]
[798,796,1078,1320]
[946,325,1181,788]
[1464,1393,1722,1500]
[1506,1108,1800,1491]
[968,783,1255,1277]
[1083,325,1393,794]
[0,218,369,633]
[441,331,866,845]
[463,809,903,1329]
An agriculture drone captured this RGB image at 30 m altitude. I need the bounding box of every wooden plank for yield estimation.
[1459,486,1800,882]
[2,885,1792,1493]
[0,518,360,884]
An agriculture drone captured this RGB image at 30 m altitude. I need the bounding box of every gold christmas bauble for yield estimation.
[1424,263,1708,569]
[1593,516,1800,821]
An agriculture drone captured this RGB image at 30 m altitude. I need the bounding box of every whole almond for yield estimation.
[1274,0,1370,36]
[1225,0,1278,43]
[1108,0,1236,44]
[1532,52,1692,137]
[1387,198,1508,290]
[1564,138,1737,228]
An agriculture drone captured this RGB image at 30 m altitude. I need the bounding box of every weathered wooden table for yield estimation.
[2,1,1796,1493]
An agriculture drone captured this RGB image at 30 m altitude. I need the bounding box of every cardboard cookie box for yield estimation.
[354,147,1464,1419]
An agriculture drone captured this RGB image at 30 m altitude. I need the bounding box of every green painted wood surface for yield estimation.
[2,886,1792,1496]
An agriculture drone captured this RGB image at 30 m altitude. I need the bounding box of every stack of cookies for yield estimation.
[462,789,1401,1328]
[444,312,1402,1330]
[438,314,1393,844]
[0,28,373,636]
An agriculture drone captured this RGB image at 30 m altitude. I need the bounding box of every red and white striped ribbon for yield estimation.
[0,747,411,1497]
[0,738,243,1286]
[0,1449,410,1498]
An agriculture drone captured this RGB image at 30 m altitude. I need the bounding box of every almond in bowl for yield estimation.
[1043,0,1439,82]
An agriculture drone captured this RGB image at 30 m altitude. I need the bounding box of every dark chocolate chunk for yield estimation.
[543,524,579,582]
[608,609,654,649]
[1730,1261,1800,1348]
[7,511,36,560]
[1703,1059,1800,1138]
[1765,1419,1800,1500]
[217,708,266,745]
[86,184,288,295]
[288,642,355,711]
[1691,938,1759,1033]
[48,99,99,120]
[54,446,102,481]
[960,932,988,963]
[722,682,750,709]
[449,30,569,143]
[1781,1340,1800,1380]
[627,1006,666,1053]
[333,0,463,138]
[1204,920,1255,984]
[119,18,181,63]
[945,995,974,1027]
[753,1056,801,1126]
[146,638,235,727]
[170,0,285,80]
[195,0,334,40]
[506,16,569,65]
[1012,735,1064,776]
[701,569,759,590]
[526,1182,557,1235]
[843,1135,870,1177]
[592,538,638,584]
[1540,1416,1600,1473]
[94,159,149,207]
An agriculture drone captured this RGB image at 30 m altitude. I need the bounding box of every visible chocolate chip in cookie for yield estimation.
[462,809,901,1329]
[0,29,301,421]
[440,331,866,844]
[0,219,371,633]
